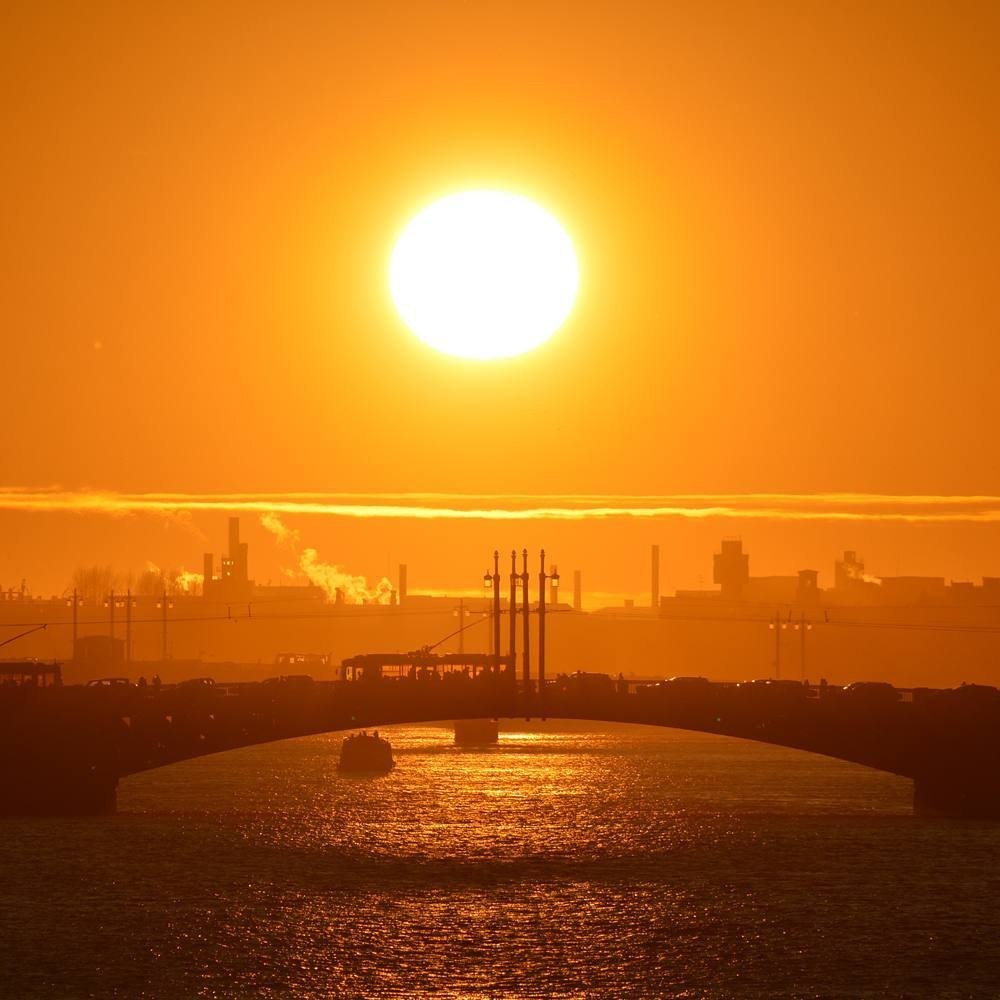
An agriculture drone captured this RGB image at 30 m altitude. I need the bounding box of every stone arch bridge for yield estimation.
[1,676,998,818]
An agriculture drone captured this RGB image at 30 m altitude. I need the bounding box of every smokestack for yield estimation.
[203,553,213,590]
[651,544,660,610]
[398,564,407,606]
[573,569,582,612]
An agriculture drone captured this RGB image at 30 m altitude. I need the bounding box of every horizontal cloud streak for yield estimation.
[1,489,1000,523]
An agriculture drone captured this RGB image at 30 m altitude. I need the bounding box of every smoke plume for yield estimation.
[259,513,393,604]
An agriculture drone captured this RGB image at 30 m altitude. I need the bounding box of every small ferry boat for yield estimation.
[338,731,395,774]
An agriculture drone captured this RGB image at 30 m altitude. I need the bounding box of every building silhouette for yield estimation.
[713,538,749,600]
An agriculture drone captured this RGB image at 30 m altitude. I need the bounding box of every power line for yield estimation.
[0,606,574,631]
[594,610,1000,634]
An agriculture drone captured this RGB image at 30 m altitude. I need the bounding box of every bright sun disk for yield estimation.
[389,190,579,360]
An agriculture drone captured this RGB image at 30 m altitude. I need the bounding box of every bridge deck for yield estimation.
[1,677,998,817]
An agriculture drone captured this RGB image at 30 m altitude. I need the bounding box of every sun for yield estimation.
[389,190,579,360]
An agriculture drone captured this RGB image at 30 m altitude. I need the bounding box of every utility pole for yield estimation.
[797,612,812,680]
[125,589,132,665]
[71,588,78,657]
[770,611,781,679]
[509,550,517,671]
[521,548,530,692]
[161,589,168,661]
[457,598,465,655]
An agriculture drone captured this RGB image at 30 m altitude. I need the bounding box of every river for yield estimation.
[1,722,998,998]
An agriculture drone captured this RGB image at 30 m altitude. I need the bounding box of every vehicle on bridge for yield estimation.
[339,651,515,683]
[736,679,811,703]
[549,671,615,695]
[262,674,314,688]
[176,677,216,690]
[949,683,999,702]
[85,677,131,688]
[0,661,62,687]
[843,682,900,704]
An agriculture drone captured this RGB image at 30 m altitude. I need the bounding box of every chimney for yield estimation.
[398,564,408,606]
[203,553,213,591]
[573,569,582,612]
[651,544,660,610]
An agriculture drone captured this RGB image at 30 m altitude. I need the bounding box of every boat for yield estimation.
[338,730,395,774]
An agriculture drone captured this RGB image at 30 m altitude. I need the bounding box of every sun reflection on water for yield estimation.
[32,723,990,998]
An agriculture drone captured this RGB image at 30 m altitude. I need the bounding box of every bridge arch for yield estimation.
[4,682,999,817]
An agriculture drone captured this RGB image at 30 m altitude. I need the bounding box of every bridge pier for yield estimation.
[913,772,1000,820]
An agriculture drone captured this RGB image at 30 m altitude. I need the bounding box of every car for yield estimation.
[736,678,778,690]
[177,677,216,689]
[652,676,713,698]
[86,677,131,688]
[843,681,899,703]
[261,674,314,688]
[737,678,808,697]
[947,683,999,703]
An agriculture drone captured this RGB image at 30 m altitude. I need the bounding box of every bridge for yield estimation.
[1,671,998,819]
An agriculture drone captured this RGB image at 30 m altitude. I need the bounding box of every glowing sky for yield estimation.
[1,2,999,594]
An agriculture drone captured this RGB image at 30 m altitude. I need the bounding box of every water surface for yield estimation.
[2,723,998,998]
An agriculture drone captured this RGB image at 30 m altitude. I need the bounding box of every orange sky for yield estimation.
[2,2,999,596]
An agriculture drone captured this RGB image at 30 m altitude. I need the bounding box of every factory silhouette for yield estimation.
[1,517,998,689]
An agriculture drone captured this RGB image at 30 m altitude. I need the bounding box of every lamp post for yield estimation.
[538,550,546,708]
[452,599,466,655]
[124,589,134,664]
[156,591,174,661]
[794,613,813,680]
[768,611,793,679]
[538,551,560,716]
[105,590,115,645]
[509,549,518,674]
[521,549,530,692]
[482,568,493,658]
[66,588,82,659]
[484,552,501,663]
